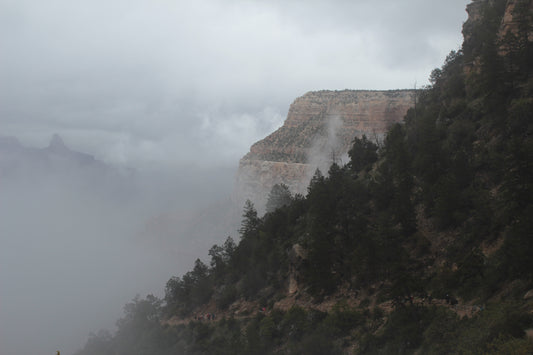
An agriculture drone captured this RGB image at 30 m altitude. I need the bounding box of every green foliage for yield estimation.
[361,306,433,354]
[77,3,533,353]
[214,284,237,310]
[377,124,417,234]
[164,259,213,316]
[289,330,342,355]
[239,200,260,238]
[324,302,363,336]
[496,206,533,280]
[348,134,378,173]
[280,306,309,341]
[485,335,533,355]
[75,330,114,355]
[418,307,461,355]
[209,236,236,282]
[265,183,292,214]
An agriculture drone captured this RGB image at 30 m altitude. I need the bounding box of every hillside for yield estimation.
[235,90,414,212]
[76,0,533,354]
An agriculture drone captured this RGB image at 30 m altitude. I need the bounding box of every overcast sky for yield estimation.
[1,2,473,354]
[1,0,470,169]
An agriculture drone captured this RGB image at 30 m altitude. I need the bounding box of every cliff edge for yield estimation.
[236,89,415,211]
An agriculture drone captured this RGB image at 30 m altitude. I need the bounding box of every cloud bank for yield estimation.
[0,0,469,169]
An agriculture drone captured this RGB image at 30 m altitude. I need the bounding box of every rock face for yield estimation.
[236,90,414,212]
[499,0,533,41]
[464,0,533,67]
[498,0,533,55]
[288,244,307,294]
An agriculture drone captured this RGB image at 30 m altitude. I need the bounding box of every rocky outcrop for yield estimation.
[236,90,414,212]
[288,244,307,294]
[464,0,533,74]
[499,0,533,41]
[0,134,103,177]
[244,90,415,164]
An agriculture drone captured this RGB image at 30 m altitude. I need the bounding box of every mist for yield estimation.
[306,114,347,175]
[0,0,471,353]
[0,138,238,355]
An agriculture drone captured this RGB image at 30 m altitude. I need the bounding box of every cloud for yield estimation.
[0,1,471,353]
[0,0,469,168]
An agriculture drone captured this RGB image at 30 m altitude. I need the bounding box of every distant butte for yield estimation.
[235,89,415,212]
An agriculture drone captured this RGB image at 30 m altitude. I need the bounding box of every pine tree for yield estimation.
[265,183,292,213]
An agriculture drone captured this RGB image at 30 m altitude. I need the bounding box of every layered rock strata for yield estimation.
[236,90,415,212]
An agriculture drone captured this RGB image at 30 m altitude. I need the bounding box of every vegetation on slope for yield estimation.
[76,0,533,353]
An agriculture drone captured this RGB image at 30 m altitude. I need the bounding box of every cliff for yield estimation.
[464,0,533,74]
[236,90,414,211]
[499,0,533,44]
[76,0,533,353]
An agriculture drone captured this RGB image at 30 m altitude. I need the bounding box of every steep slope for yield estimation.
[76,0,533,354]
[236,90,414,211]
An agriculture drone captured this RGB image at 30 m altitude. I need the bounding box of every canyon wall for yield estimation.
[464,0,533,66]
[235,90,415,212]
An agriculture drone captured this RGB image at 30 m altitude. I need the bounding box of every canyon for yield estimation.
[235,89,415,212]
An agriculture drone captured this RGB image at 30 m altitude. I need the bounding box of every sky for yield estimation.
[1,0,470,170]
[0,1,471,354]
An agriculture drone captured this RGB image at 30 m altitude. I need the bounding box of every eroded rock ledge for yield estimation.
[236,90,415,211]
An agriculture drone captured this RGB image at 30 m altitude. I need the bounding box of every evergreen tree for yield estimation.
[347,134,378,173]
[239,200,260,238]
[265,183,292,213]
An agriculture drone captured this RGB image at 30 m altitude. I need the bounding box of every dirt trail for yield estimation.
[163,293,483,327]
[164,299,263,326]
[376,297,484,319]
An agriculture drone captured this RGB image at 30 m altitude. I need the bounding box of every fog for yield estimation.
[1,0,469,169]
[0,138,237,355]
[0,0,471,353]
[306,114,348,175]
